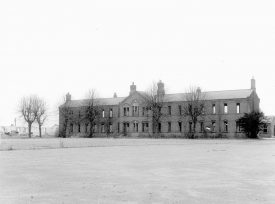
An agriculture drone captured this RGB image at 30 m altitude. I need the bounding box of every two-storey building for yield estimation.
[59,78,261,138]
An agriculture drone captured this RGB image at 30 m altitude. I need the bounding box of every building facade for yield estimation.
[59,78,265,138]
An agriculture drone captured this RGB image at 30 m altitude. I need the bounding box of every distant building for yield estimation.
[59,78,262,138]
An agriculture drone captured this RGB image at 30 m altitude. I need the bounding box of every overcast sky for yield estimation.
[0,0,275,126]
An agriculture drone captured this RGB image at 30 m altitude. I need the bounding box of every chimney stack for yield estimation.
[157,80,165,96]
[130,82,136,95]
[251,77,256,90]
[66,92,71,102]
[113,92,117,98]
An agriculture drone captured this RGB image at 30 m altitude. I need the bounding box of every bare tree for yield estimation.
[182,86,206,138]
[34,97,47,137]
[143,82,165,137]
[83,89,101,138]
[19,96,38,138]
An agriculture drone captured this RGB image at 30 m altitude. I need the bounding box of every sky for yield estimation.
[0,0,275,126]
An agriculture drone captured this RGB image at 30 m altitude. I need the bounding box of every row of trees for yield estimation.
[19,96,47,138]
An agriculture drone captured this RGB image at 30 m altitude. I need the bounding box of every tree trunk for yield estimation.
[89,122,93,138]
[39,125,42,138]
[28,123,32,138]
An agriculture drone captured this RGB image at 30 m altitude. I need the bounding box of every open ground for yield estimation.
[0,139,275,203]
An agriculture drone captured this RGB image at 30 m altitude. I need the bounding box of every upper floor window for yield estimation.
[102,110,105,118]
[168,106,172,115]
[132,106,139,116]
[123,107,129,116]
[109,108,113,118]
[236,103,240,114]
[224,103,228,114]
[178,105,182,115]
[212,104,216,114]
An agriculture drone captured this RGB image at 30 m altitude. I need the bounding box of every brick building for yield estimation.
[59,78,264,138]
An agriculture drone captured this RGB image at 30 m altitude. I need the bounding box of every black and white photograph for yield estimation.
[0,0,275,203]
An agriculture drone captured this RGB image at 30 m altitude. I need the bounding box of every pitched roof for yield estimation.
[62,97,126,108]
[163,89,253,102]
[61,89,253,108]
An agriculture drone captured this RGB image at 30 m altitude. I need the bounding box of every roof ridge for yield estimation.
[164,89,252,96]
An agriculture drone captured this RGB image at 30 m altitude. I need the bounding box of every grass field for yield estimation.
[0,139,275,203]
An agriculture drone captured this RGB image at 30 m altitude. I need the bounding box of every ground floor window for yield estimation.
[168,122,171,132]
[133,122,139,132]
[142,122,149,132]
[236,121,241,132]
[263,124,268,133]
[200,122,204,133]
[189,122,192,133]
[224,121,228,132]
[212,121,216,132]
[158,123,161,133]
[101,123,105,133]
[109,123,113,133]
[178,122,182,132]
[70,123,73,133]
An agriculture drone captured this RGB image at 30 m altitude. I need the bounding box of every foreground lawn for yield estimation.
[0,139,275,203]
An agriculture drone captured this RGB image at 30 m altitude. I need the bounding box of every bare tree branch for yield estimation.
[18,95,38,138]
[182,86,206,138]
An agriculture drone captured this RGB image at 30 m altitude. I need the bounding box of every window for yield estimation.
[158,123,162,133]
[133,122,139,132]
[178,122,182,132]
[102,110,105,118]
[200,122,204,132]
[101,124,105,133]
[224,103,228,114]
[142,122,149,132]
[168,122,171,132]
[93,124,97,133]
[70,123,73,133]
[236,103,240,114]
[78,124,81,133]
[212,104,216,114]
[124,107,130,116]
[109,108,113,118]
[85,123,88,133]
[168,106,172,115]
[109,123,113,133]
[236,121,241,132]
[224,121,228,132]
[178,105,182,115]
[212,121,216,132]
[117,123,120,133]
[263,124,268,133]
[142,107,146,116]
[133,106,139,116]
[189,121,192,133]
